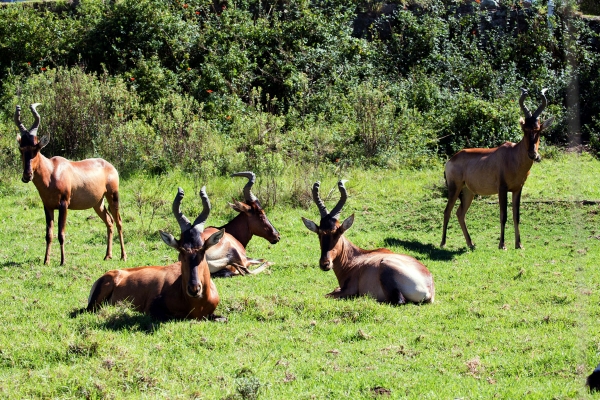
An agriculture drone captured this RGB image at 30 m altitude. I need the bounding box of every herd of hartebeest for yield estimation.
[15,89,598,389]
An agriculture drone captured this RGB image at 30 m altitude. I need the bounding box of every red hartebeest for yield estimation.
[440,89,554,250]
[15,104,126,265]
[87,187,223,320]
[302,180,435,304]
[203,171,280,277]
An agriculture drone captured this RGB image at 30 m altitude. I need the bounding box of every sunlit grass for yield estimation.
[0,152,598,398]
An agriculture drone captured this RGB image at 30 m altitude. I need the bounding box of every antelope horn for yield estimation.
[172,187,192,232]
[519,88,531,118]
[328,180,348,221]
[312,181,329,219]
[14,105,29,135]
[29,103,41,136]
[231,171,258,202]
[192,186,211,231]
[532,88,548,120]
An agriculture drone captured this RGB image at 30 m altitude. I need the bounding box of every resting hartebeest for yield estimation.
[15,104,126,265]
[440,89,554,250]
[86,187,223,320]
[203,171,280,277]
[302,180,435,304]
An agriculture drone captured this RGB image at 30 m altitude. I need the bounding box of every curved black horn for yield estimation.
[192,186,211,231]
[312,181,329,219]
[328,180,348,221]
[231,171,258,202]
[29,103,41,136]
[14,105,28,135]
[532,88,548,119]
[519,88,531,118]
[173,187,192,232]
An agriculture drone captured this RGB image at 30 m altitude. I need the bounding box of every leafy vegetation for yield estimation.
[1,0,599,177]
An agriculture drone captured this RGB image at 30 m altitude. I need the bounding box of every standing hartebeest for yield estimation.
[202,171,280,277]
[14,104,126,265]
[302,180,435,304]
[440,89,554,250]
[86,187,223,320]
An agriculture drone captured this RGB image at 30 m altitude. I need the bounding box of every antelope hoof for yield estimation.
[499,243,507,250]
[104,255,113,261]
[121,254,127,261]
[440,242,446,248]
[516,243,524,250]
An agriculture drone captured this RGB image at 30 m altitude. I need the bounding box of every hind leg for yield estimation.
[106,192,126,261]
[456,188,475,249]
[86,275,115,311]
[441,182,462,247]
[94,199,115,260]
[380,266,406,305]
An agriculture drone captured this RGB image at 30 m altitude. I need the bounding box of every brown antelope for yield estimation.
[302,180,435,304]
[86,187,223,320]
[440,89,554,250]
[15,103,126,265]
[202,171,280,277]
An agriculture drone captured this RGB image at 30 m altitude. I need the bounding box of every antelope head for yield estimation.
[15,103,49,183]
[231,171,280,244]
[302,180,354,271]
[519,89,555,162]
[160,187,224,298]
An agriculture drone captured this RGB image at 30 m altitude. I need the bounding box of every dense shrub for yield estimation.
[1,0,599,175]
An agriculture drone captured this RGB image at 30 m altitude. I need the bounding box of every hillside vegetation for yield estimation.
[0,0,599,179]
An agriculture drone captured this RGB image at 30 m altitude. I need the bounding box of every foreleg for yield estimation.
[58,200,68,266]
[512,189,523,249]
[43,206,54,265]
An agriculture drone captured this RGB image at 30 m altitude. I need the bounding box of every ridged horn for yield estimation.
[231,171,258,202]
[328,180,348,221]
[172,187,192,232]
[519,88,531,118]
[532,88,548,120]
[192,186,211,231]
[312,181,329,219]
[29,103,41,136]
[14,105,28,136]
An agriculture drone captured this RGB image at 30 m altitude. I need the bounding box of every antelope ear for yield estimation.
[39,135,50,148]
[302,217,318,233]
[229,199,251,214]
[205,228,225,248]
[340,214,355,233]
[540,117,554,131]
[159,230,179,249]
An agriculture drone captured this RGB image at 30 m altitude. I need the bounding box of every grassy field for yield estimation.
[0,151,599,399]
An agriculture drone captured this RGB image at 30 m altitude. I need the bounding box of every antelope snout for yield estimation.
[270,233,281,244]
[21,173,32,183]
[187,282,202,298]
[319,259,332,271]
[528,151,541,162]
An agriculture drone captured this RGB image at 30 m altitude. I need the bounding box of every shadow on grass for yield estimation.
[69,306,227,333]
[0,258,41,268]
[383,238,466,261]
[69,306,161,333]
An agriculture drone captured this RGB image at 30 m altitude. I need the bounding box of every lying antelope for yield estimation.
[440,89,554,250]
[15,104,126,265]
[203,171,280,277]
[87,187,223,320]
[302,180,435,304]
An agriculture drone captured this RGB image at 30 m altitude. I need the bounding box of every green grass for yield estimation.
[0,152,599,399]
